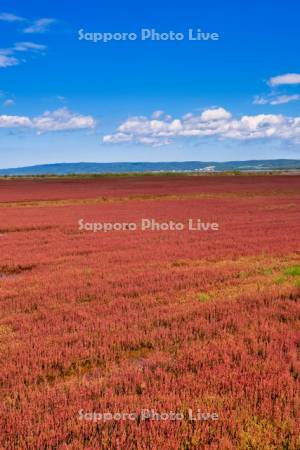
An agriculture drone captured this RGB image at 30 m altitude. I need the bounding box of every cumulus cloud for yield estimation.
[200,107,231,121]
[32,108,96,133]
[269,73,300,87]
[24,18,56,34]
[103,107,300,145]
[0,108,96,133]
[0,12,24,22]
[0,115,31,128]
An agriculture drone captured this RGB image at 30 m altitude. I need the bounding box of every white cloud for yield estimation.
[24,18,56,34]
[269,73,300,87]
[151,110,164,119]
[270,95,300,105]
[0,108,96,133]
[13,41,46,52]
[0,12,24,22]
[103,107,300,145]
[253,96,269,105]
[0,41,46,69]
[254,73,300,106]
[0,12,57,35]
[0,13,51,69]
[3,99,15,107]
[0,54,19,68]
[254,94,300,105]
[32,108,96,133]
[200,107,232,121]
[0,115,31,128]
[103,132,133,143]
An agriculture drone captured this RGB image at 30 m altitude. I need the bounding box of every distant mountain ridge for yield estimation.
[0,160,300,175]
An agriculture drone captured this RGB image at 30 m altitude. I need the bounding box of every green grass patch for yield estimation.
[238,271,248,279]
[294,279,300,288]
[197,293,211,303]
[274,276,286,285]
[284,265,300,277]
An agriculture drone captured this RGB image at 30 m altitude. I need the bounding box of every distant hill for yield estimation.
[0,160,300,176]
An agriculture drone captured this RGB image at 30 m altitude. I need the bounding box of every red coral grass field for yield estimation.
[0,174,299,449]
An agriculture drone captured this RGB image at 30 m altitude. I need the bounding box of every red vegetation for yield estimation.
[0,175,299,449]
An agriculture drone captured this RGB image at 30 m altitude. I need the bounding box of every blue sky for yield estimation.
[0,0,300,168]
